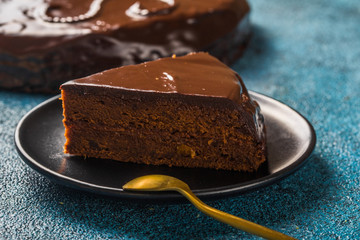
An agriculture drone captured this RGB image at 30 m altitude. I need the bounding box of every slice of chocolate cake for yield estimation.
[0,0,250,92]
[60,52,266,172]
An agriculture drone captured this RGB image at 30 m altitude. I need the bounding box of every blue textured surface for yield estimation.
[1,0,360,239]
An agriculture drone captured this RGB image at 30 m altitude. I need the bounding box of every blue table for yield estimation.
[1,0,359,239]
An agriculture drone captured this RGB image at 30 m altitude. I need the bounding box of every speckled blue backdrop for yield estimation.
[1,0,360,239]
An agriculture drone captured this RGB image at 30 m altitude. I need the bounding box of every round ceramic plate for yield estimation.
[15,92,316,201]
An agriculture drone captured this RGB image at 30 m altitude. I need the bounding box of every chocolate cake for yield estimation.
[60,52,266,172]
[0,0,250,92]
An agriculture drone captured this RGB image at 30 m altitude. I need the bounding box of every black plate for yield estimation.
[15,92,316,201]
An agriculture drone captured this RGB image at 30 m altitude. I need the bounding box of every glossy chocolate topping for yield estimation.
[0,0,249,55]
[62,52,249,103]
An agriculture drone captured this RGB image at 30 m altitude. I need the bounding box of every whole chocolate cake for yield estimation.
[0,0,250,92]
[60,52,266,172]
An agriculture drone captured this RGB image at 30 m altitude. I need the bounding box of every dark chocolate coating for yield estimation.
[63,52,244,99]
[0,0,250,92]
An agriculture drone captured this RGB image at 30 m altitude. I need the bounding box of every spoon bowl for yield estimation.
[123,174,190,191]
[123,174,297,240]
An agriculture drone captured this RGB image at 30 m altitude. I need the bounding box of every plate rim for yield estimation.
[15,91,316,201]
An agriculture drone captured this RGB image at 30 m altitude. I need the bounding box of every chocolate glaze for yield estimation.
[0,0,250,92]
[63,53,242,99]
[61,52,265,140]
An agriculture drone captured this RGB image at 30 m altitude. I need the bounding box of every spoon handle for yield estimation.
[177,188,297,240]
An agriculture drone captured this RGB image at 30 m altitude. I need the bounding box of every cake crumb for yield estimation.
[177,144,196,158]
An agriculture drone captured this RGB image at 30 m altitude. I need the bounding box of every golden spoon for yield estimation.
[123,174,297,240]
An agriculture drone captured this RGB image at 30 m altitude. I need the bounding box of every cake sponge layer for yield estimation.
[62,87,265,171]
